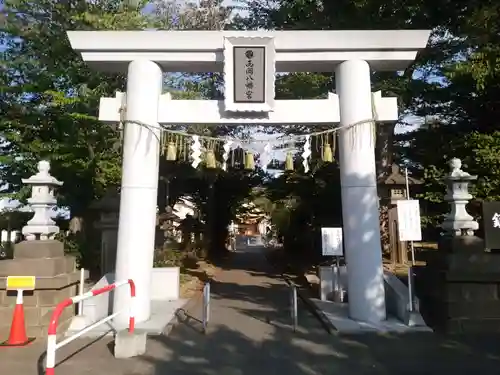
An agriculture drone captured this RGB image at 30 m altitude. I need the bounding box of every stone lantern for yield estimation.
[441,158,479,237]
[157,205,178,246]
[439,158,483,253]
[0,160,79,338]
[416,159,495,334]
[377,164,422,264]
[21,160,63,240]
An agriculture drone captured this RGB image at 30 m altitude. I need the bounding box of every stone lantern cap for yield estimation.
[446,158,477,181]
[377,164,422,202]
[377,164,422,186]
[22,160,63,186]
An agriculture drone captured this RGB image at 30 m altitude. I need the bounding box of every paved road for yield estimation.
[141,245,500,375]
[3,244,500,374]
[143,245,337,375]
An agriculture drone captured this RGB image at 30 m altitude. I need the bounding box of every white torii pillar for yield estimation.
[113,60,163,326]
[337,60,386,323]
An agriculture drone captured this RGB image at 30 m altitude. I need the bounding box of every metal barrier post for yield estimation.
[202,282,210,334]
[407,266,415,312]
[290,285,298,332]
[45,279,135,375]
[77,268,85,316]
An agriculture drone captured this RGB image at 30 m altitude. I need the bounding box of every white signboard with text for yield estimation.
[396,200,422,241]
[321,227,343,256]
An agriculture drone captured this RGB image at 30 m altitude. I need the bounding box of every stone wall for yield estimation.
[415,250,500,333]
[444,280,500,332]
[0,277,79,338]
[0,241,80,338]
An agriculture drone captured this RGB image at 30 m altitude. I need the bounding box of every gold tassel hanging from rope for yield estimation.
[166,142,177,161]
[160,132,167,155]
[371,92,378,146]
[322,142,333,163]
[372,121,377,146]
[205,149,216,169]
[285,151,294,171]
[331,132,336,162]
[244,152,255,170]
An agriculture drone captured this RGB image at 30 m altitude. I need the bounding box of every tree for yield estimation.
[235,0,450,174]
[0,0,154,213]
[0,0,242,268]
[0,0,159,268]
[0,0,239,210]
[393,2,500,233]
[236,0,500,243]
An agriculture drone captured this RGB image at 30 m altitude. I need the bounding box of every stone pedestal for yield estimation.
[438,235,486,254]
[414,158,500,332]
[416,241,500,333]
[0,240,80,338]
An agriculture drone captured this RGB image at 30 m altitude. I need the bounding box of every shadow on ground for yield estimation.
[6,243,500,375]
[136,246,500,375]
[139,302,500,375]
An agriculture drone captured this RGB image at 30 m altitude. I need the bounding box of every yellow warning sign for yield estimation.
[6,276,36,291]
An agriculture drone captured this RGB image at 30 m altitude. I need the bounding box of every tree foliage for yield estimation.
[0,0,262,266]
[236,0,500,245]
[2,0,499,270]
[0,0,242,207]
[0,0,151,214]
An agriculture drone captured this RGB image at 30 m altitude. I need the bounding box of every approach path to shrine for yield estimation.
[1,241,499,374]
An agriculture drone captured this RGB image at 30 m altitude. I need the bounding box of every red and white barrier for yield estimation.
[45,279,136,375]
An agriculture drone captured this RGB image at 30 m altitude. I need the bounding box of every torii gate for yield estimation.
[67,30,430,326]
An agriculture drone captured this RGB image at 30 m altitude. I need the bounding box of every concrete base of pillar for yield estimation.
[69,272,188,337]
[308,269,431,333]
[319,266,348,302]
[407,311,427,327]
[310,298,432,334]
[114,330,147,358]
[0,240,79,338]
[66,315,93,334]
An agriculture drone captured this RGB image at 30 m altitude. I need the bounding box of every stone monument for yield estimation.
[416,158,500,333]
[0,161,80,338]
